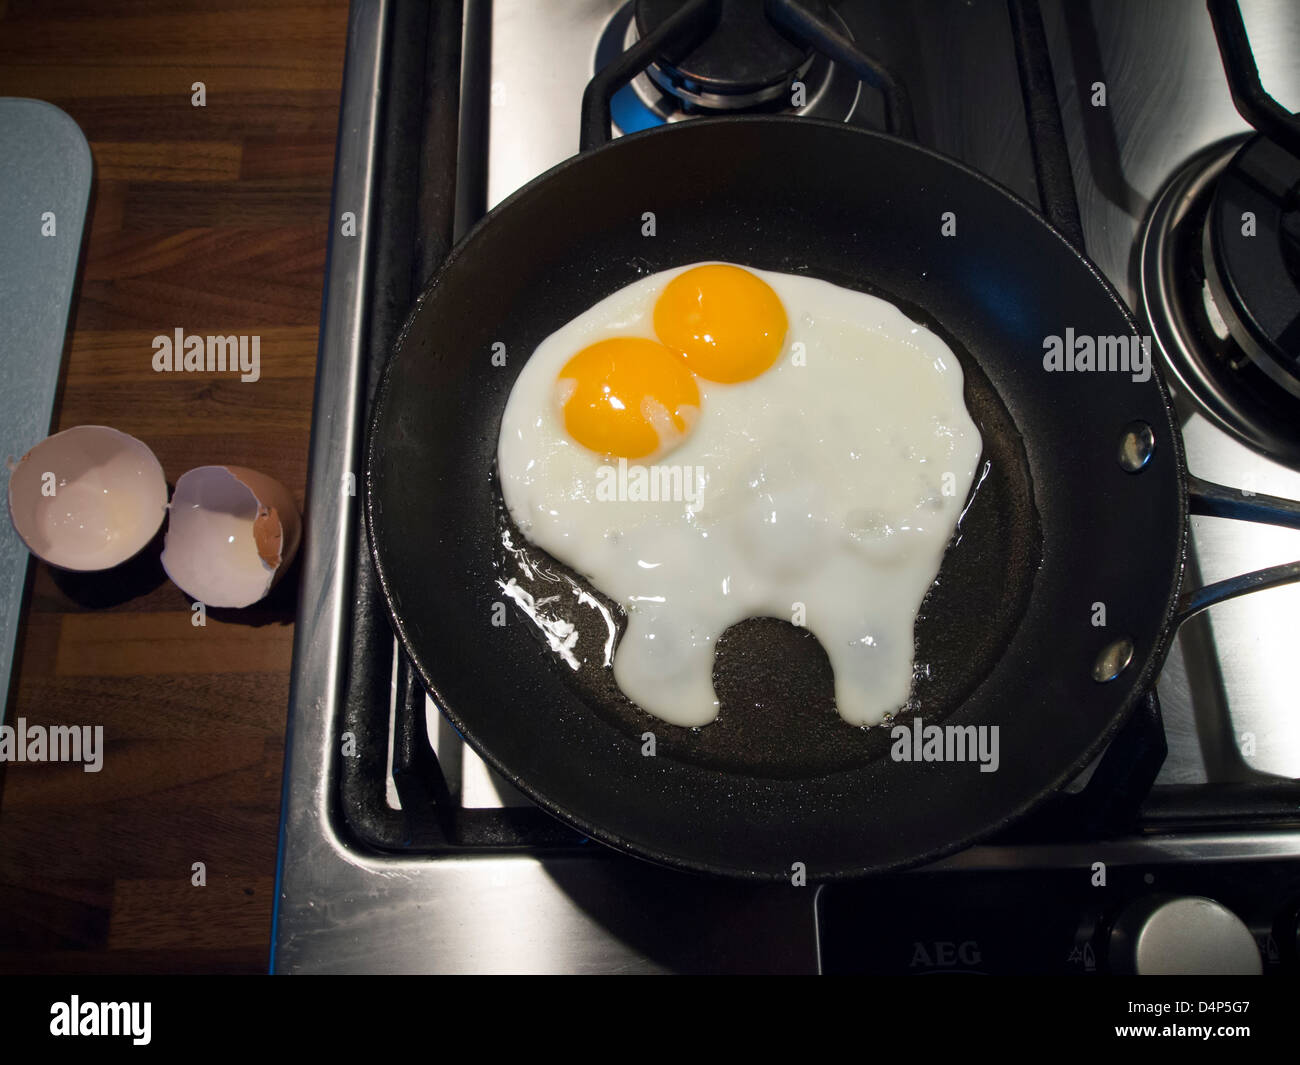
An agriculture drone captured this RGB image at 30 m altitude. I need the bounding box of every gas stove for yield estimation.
[273,0,1300,974]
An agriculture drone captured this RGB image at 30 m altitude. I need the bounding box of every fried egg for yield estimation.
[496,262,982,728]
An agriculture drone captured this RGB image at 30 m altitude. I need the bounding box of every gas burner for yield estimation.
[1138,138,1300,468]
[1204,135,1300,398]
[595,1,859,132]
[635,0,824,109]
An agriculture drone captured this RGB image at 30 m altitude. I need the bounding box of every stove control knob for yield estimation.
[1109,895,1262,975]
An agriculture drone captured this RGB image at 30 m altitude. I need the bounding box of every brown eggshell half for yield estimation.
[6,424,168,572]
[160,465,301,608]
[223,466,302,580]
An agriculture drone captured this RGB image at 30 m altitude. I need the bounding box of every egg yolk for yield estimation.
[653,264,788,383]
[557,337,701,460]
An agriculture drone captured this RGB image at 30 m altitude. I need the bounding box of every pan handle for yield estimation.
[1174,474,1300,625]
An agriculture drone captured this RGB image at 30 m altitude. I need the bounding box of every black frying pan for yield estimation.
[365,116,1299,880]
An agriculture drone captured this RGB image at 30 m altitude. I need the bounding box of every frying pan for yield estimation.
[365,114,1300,880]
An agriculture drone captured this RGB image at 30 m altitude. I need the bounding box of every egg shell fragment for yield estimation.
[161,465,301,608]
[6,424,168,572]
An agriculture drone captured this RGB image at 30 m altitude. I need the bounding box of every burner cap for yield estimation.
[1205,134,1300,398]
[1138,140,1300,469]
[635,0,829,109]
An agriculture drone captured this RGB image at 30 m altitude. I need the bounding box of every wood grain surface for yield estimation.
[0,0,349,973]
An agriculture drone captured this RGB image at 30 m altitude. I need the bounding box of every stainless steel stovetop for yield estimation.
[273,0,1300,973]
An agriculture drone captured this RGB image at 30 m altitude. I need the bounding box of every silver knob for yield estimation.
[1109,895,1262,975]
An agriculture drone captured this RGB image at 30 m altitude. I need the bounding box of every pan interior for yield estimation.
[492,279,1040,779]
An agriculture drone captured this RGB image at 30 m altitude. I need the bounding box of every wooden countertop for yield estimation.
[0,0,350,973]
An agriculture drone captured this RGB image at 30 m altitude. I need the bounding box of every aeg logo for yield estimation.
[909,940,982,969]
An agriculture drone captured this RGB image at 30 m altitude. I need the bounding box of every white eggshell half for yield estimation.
[161,465,301,608]
[6,424,168,572]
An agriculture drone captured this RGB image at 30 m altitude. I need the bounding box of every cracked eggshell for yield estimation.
[161,465,301,608]
[6,425,168,572]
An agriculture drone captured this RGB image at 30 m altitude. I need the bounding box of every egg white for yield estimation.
[496,263,983,728]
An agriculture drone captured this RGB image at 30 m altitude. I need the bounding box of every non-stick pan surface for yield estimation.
[366,117,1186,879]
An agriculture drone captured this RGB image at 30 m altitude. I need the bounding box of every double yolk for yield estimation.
[557,265,788,460]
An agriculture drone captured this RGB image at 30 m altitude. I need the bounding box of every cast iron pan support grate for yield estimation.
[1208,0,1300,160]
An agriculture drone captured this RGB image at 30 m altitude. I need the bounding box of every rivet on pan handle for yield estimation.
[1175,474,1300,626]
